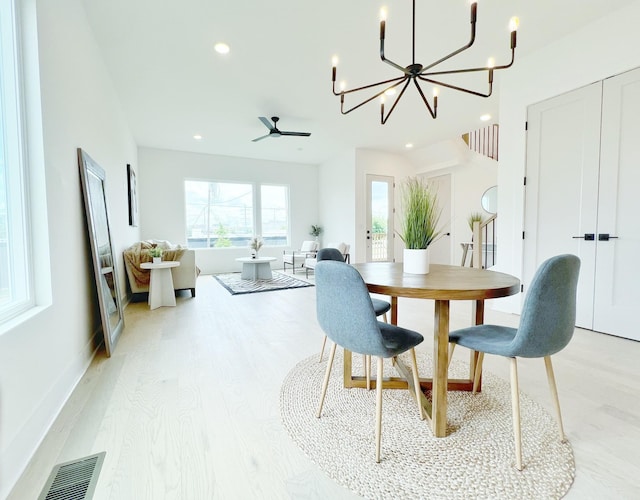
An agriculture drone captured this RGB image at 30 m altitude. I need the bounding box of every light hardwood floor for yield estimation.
[8,273,640,499]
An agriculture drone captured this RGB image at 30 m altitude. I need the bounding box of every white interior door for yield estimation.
[593,68,640,340]
[366,175,394,262]
[524,82,602,329]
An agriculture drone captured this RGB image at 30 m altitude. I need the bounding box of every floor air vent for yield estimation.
[37,452,105,500]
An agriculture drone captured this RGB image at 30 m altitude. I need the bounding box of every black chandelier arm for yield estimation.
[332,75,405,97]
[420,9,477,73]
[380,39,413,75]
[342,76,409,115]
[380,78,412,124]
[412,79,437,119]
[418,76,493,99]
[421,49,515,78]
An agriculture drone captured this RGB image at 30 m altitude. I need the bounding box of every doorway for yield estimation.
[366,175,394,262]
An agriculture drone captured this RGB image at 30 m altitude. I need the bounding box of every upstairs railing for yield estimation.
[472,214,497,269]
[462,124,499,161]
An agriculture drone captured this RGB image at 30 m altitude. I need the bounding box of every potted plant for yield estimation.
[148,246,163,264]
[467,212,483,233]
[398,177,442,274]
[309,224,322,242]
[250,236,263,258]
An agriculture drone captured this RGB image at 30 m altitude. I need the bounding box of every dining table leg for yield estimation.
[432,299,450,437]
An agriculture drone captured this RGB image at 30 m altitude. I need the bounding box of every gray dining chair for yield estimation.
[315,260,424,462]
[315,248,391,390]
[448,254,580,470]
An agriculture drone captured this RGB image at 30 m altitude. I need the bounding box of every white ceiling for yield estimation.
[82,0,636,166]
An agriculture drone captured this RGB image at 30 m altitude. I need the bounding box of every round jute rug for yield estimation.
[280,350,575,499]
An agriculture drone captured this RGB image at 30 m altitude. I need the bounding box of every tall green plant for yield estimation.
[398,177,442,249]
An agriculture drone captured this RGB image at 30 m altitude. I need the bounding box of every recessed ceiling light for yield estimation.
[480,114,491,122]
[193,134,202,140]
[405,143,414,149]
[214,42,230,54]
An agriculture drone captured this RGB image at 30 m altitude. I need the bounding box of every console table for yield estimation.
[140,261,180,309]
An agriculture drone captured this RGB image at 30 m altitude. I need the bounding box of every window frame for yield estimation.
[0,0,34,324]
[184,179,290,249]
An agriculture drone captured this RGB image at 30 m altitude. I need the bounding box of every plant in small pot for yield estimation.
[309,224,322,243]
[148,246,164,264]
[467,212,484,235]
[250,236,263,258]
[398,177,442,274]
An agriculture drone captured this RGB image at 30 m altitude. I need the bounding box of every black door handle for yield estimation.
[598,233,619,241]
[572,233,595,241]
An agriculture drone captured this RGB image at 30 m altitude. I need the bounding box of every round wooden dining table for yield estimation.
[351,262,520,437]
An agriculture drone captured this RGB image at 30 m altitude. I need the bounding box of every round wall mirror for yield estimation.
[481,185,498,214]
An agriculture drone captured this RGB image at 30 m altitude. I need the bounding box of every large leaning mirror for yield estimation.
[481,185,498,214]
[78,148,124,357]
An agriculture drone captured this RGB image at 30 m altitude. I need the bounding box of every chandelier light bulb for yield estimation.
[384,88,396,96]
[487,57,495,68]
[380,7,387,21]
[433,87,439,97]
[340,80,347,91]
[332,55,339,67]
[509,16,520,32]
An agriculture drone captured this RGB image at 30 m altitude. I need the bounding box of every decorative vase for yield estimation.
[153,257,161,264]
[403,248,430,274]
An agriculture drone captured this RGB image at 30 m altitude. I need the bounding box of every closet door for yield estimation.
[593,68,640,340]
[523,82,602,329]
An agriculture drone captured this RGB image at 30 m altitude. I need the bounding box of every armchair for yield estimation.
[283,240,318,272]
[305,242,350,277]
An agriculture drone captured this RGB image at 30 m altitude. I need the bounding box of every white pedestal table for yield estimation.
[140,261,180,309]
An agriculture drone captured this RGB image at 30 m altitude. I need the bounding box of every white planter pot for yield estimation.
[152,257,161,264]
[403,248,430,274]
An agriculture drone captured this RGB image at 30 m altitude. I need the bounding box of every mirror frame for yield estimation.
[481,185,498,214]
[78,148,124,356]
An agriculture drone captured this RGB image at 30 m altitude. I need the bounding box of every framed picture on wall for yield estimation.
[127,163,138,227]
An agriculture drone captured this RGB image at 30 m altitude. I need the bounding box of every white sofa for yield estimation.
[124,241,198,297]
[304,242,350,277]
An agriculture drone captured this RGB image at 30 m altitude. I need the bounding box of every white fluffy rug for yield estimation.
[280,350,575,499]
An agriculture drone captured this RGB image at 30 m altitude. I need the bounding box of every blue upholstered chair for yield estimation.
[448,254,580,470]
[315,248,392,386]
[315,260,424,462]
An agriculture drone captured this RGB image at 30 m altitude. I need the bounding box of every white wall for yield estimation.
[497,0,640,313]
[137,147,318,274]
[317,149,356,253]
[0,0,138,496]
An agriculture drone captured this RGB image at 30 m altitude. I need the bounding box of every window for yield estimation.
[0,0,32,323]
[260,184,288,245]
[185,180,289,248]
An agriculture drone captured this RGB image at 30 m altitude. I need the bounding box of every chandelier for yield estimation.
[331,0,519,124]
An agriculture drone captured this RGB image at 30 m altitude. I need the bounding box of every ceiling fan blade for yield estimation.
[280,131,311,137]
[258,116,275,131]
[252,133,271,142]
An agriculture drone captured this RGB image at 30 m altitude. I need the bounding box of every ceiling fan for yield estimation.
[252,116,311,142]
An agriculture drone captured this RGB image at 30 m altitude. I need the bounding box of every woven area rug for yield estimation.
[280,350,575,499]
[213,271,313,295]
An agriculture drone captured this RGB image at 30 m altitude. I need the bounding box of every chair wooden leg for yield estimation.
[316,343,337,418]
[473,352,484,393]
[365,354,371,390]
[448,342,456,368]
[510,357,523,471]
[409,348,424,420]
[375,357,384,463]
[319,335,328,362]
[544,355,566,442]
